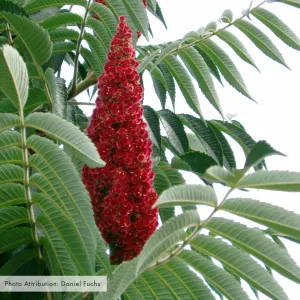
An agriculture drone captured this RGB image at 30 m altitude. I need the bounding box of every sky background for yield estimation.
[72,0,300,298]
[142,1,300,298]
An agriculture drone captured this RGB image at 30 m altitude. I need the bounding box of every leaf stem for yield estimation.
[68,0,93,100]
[146,188,235,270]
[140,1,266,57]
[69,101,96,106]
[6,23,13,45]
[69,1,266,96]
[67,71,97,100]
[19,109,43,268]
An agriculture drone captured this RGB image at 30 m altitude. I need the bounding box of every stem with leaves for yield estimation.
[19,109,43,267]
[67,71,97,101]
[68,0,93,100]
[147,1,266,57]
[68,1,266,97]
[146,188,235,270]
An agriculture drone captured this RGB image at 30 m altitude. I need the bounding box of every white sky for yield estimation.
[142,0,300,299]
[72,0,300,298]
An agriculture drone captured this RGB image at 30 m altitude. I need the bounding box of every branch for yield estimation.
[68,0,93,99]
[146,188,235,271]
[67,71,97,100]
[139,1,266,57]
[69,101,96,106]
[6,23,13,45]
[19,109,43,270]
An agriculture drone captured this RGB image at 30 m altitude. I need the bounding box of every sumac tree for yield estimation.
[0,0,300,299]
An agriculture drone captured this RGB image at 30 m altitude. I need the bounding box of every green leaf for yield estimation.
[0,45,28,110]
[177,250,249,300]
[103,0,137,44]
[153,164,185,195]
[234,19,288,68]
[221,9,233,23]
[159,109,189,155]
[237,170,300,191]
[0,227,32,254]
[84,32,106,75]
[251,7,300,50]
[27,135,98,274]
[177,151,217,174]
[0,130,21,150]
[244,140,285,168]
[221,198,300,240]
[40,235,75,276]
[197,40,253,100]
[163,55,204,118]
[151,73,167,109]
[153,184,217,208]
[121,0,149,40]
[209,123,236,170]
[205,217,300,283]
[24,0,86,13]
[90,2,117,38]
[138,49,160,73]
[154,259,215,299]
[0,248,36,275]
[195,47,223,84]
[0,206,28,232]
[0,147,22,165]
[39,12,83,30]
[86,17,110,53]
[99,258,139,300]
[190,235,288,300]
[180,114,223,165]
[125,271,174,299]
[0,183,25,208]
[1,12,52,65]
[0,114,21,133]
[0,164,23,184]
[95,231,111,277]
[34,193,92,275]
[0,0,28,16]
[26,62,39,78]
[24,88,48,115]
[210,120,256,155]
[204,165,236,186]
[281,0,300,9]
[25,112,105,168]
[179,47,223,117]
[147,2,167,29]
[45,69,68,118]
[147,62,168,90]
[143,105,161,151]
[159,61,176,110]
[81,47,103,77]
[136,211,201,273]
[49,28,79,42]
[217,30,259,70]
[152,42,180,69]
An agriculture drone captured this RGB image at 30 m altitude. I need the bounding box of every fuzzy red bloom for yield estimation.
[82,16,158,264]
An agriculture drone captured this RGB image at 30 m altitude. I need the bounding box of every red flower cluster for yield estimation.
[82,16,158,264]
[94,0,147,39]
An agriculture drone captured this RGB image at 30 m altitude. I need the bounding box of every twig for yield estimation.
[68,0,93,99]
[69,101,96,106]
[67,71,97,100]
[146,188,235,271]
[6,23,13,45]
[141,1,266,57]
